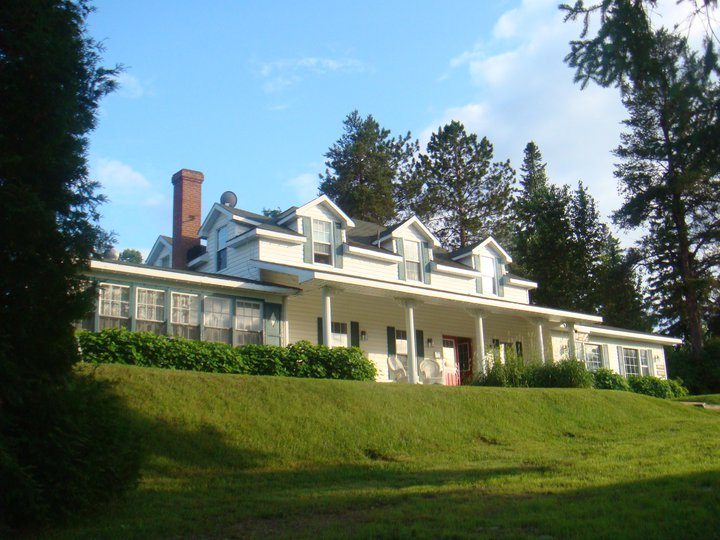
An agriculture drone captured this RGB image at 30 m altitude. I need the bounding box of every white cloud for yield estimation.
[256,56,366,93]
[112,72,146,99]
[94,158,167,207]
[285,172,319,202]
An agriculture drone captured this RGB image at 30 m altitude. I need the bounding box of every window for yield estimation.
[395,329,408,367]
[480,256,498,295]
[136,288,165,322]
[404,240,422,282]
[639,349,651,376]
[623,348,640,376]
[160,255,170,268]
[216,226,228,271]
[331,321,348,347]
[312,219,332,264]
[98,283,130,330]
[171,293,199,340]
[204,297,231,343]
[584,344,603,371]
[235,300,262,345]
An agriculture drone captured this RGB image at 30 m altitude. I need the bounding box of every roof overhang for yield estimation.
[432,262,481,278]
[197,203,234,238]
[277,195,355,228]
[575,324,683,345]
[227,227,306,248]
[344,244,402,263]
[506,276,538,289]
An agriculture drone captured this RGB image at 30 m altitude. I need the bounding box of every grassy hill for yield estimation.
[49,364,720,539]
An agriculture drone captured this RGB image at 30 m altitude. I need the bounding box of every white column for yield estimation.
[322,286,332,347]
[567,321,577,359]
[536,319,546,364]
[404,299,419,384]
[281,296,289,346]
[473,310,486,375]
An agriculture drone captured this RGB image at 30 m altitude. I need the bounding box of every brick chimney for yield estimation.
[171,169,204,269]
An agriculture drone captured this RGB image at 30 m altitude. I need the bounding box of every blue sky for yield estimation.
[88,0,697,257]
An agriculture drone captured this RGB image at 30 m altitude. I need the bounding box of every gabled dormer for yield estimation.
[373,216,440,284]
[277,195,355,269]
[449,237,514,297]
[146,235,173,268]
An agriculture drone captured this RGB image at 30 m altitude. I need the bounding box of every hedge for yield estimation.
[76,329,377,381]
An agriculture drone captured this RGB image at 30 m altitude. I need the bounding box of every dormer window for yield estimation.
[312,219,332,265]
[480,255,498,295]
[216,226,228,271]
[404,240,422,282]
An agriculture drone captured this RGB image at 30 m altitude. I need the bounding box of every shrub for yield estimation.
[76,329,377,382]
[474,353,592,389]
[591,368,631,391]
[627,375,688,399]
[0,372,141,527]
[667,338,720,394]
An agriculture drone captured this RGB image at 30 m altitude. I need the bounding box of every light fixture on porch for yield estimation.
[360,330,368,341]
[426,337,434,348]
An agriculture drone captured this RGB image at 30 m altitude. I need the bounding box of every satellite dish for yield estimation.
[220,191,237,207]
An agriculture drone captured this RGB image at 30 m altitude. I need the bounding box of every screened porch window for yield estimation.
[622,348,641,376]
[98,283,130,330]
[404,240,421,282]
[312,219,332,265]
[136,288,166,334]
[480,256,498,295]
[584,343,603,371]
[171,292,199,340]
[235,300,262,345]
[204,297,231,344]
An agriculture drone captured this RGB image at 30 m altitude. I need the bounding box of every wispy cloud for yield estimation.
[94,158,168,207]
[112,72,147,99]
[256,56,366,92]
[285,172,319,202]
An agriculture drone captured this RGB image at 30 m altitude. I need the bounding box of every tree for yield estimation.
[0,0,137,525]
[562,1,720,353]
[319,111,417,224]
[405,121,515,250]
[119,248,143,264]
[262,207,282,219]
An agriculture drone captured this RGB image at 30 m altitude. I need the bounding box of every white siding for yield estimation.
[227,240,260,280]
[258,239,303,267]
[149,243,172,268]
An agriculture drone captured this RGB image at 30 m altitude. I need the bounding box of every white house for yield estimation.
[83,169,681,384]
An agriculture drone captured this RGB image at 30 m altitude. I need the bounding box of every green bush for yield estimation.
[591,368,631,391]
[627,375,688,399]
[474,352,592,389]
[0,372,141,527]
[76,329,376,381]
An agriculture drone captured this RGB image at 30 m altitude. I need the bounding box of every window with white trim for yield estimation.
[204,297,231,343]
[480,255,498,295]
[235,300,263,345]
[312,219,332,265]
[216,226,228,271]
[622,347,641,376]
[395,329,408,368]
[639,349,651,376]
[99,283,129,318]
[160,255,170,268]
[136,288,165,322]
[583,343,603,371]
[171,292,200,340]
[404,240,421,282]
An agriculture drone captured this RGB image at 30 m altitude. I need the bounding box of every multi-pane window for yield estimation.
[204,297,231,343]
[216,226,228,271]
[404,240,422,282]
[480,256,498,295]
[584,344,603,371]
[99,284,129,318]
[160,255,170,268]
[331,321,348,347]
[171,292,200,340]
[639,349,651,376]
[623,348,640,376]
[136,288,165,322]
[312,219,332,264]
[235,300,262,345]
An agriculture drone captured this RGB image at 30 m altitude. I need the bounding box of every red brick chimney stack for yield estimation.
[171,169,204,269]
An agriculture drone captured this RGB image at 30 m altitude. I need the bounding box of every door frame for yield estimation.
[442,335,473,384]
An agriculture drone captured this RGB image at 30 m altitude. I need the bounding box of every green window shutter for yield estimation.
[386,326,396,355]
[474,255,483,293]
[317,317,323,345]
[303,216,313,264]
[495,257,504,297]
[396,239,406,280]
[333,222,344,269]
[416,329,424,358]
[350,321,360,347]
[421,242,431,284]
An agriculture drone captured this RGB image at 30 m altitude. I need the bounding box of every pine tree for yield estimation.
[319,111,417,224]
[407,121,515,250]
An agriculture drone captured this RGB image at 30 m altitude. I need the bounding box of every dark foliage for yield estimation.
[590,368,631,391]
[667,338,720,394]
[76,329,378,381]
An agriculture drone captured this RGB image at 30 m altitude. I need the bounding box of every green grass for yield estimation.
[45,364,720,539]
[677,394,720,405]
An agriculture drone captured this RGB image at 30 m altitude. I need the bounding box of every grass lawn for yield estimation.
[43,364,720,539]
[677,394,720,405]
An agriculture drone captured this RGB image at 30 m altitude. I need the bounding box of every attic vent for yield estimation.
[220,191,237,207]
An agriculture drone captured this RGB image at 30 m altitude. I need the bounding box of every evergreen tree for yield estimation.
[119,248,143,264]
[406,121,515,250]
[319,110,416,224]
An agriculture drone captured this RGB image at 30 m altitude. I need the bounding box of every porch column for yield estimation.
[321,286,333,347]
[281,296,290,346]
[567,321,577,359]
[403,299,419,384]
[472,310,486,374]
[535,319,546,364]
